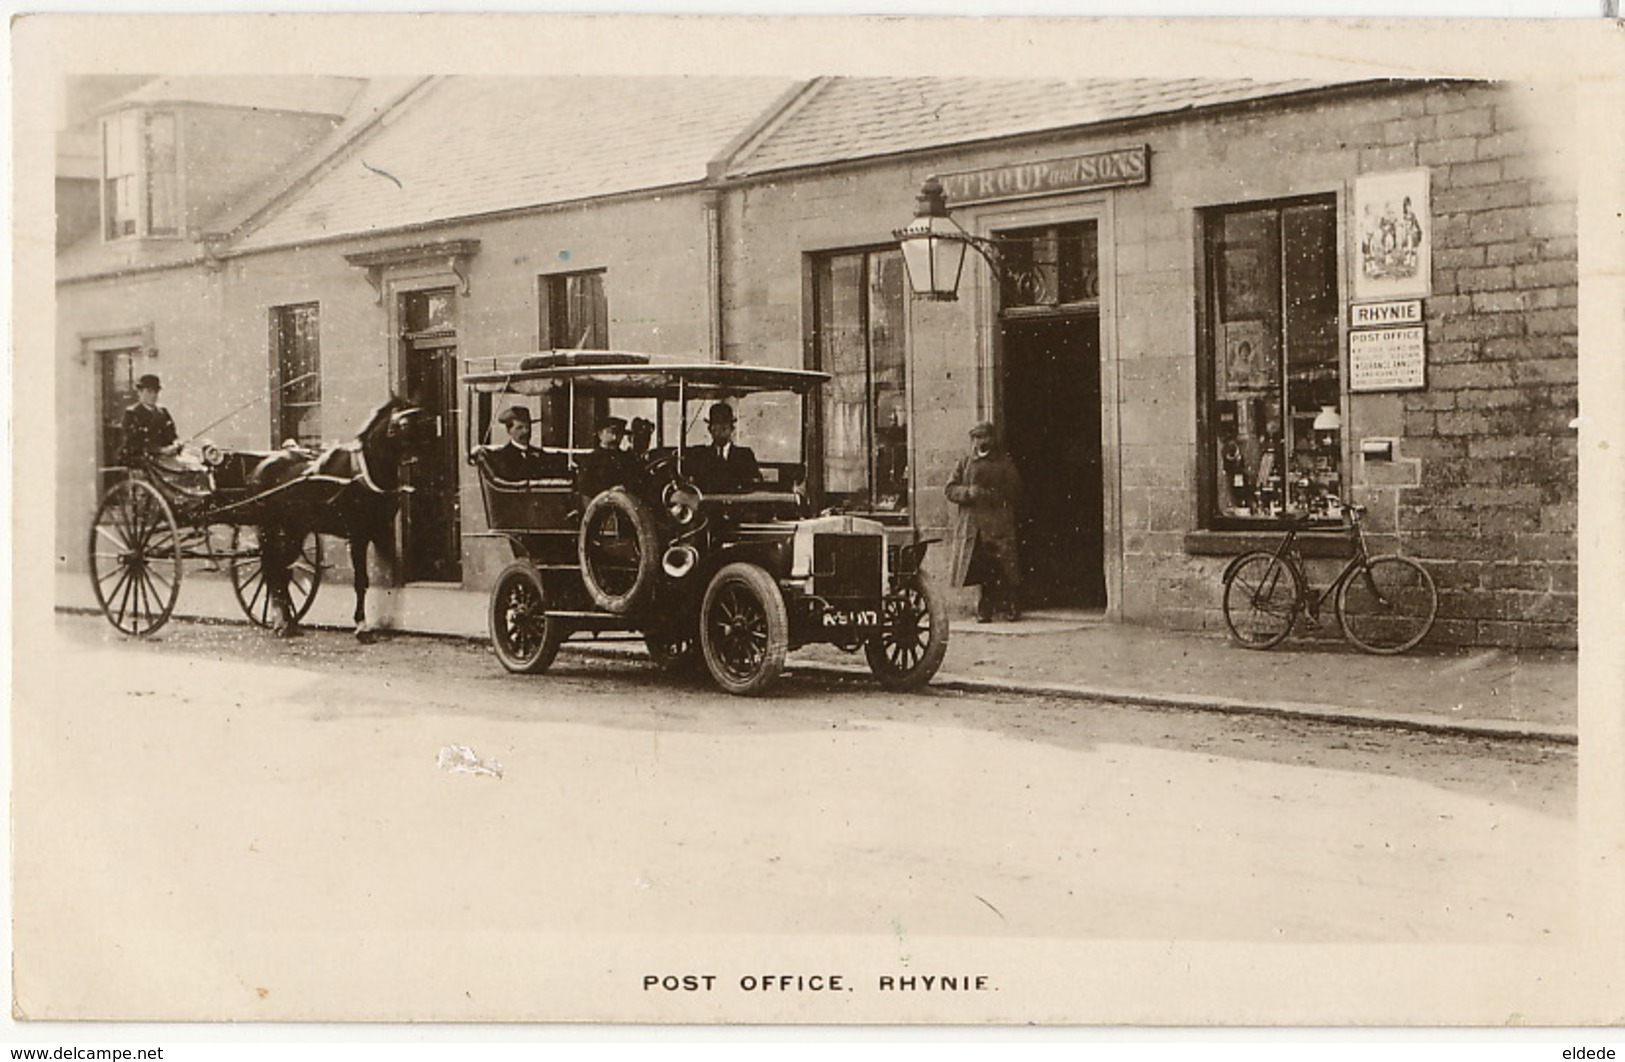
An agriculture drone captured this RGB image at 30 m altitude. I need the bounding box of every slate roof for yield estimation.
[233,76,796,252]
[105,75,366,118]
[722,76,1339,178]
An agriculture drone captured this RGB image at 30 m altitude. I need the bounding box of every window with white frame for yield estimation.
[102,110,178,240]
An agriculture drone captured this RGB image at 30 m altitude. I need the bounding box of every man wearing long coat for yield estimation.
[945,420,1024,622]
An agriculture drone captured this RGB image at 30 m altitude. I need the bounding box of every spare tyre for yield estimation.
[578,487,664,614]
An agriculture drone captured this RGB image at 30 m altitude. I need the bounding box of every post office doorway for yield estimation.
[999,312,1106,609]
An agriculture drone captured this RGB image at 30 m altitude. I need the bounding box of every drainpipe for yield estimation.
[704,188,725,362]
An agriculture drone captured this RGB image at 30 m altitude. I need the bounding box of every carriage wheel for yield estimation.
[864,574,950,691]
[88,478,182,637]
[700,562,789,696]
[228,527,324,629]
[489,561,565,674]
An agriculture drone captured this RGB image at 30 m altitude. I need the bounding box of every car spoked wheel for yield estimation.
[489,561,564,674]
[865,574,950,691]
[700,562,788,696]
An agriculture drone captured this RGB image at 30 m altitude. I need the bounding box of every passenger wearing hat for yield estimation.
[625,416,656,459]
[945,419,1024,623]
[486,404,565,481]
[118,373,183,465]
[683,402,761,494]
[576,414,642,501]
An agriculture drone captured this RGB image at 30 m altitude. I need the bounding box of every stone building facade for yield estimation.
[56,75,1579,648]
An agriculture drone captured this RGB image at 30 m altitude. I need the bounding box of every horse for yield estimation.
[247,396,434,641]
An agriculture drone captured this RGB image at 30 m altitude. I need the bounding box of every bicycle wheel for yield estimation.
[1222,551,1301,649]
[1336,555,1438,655]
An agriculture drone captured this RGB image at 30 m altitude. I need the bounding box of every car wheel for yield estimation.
[700,562,789,696]
[865,573,950,691]
[489,561,564,674]
[578,488,664,615]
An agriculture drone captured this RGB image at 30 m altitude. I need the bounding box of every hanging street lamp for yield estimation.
[893,177,1007,302]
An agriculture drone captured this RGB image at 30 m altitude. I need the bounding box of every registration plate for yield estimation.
[822,608,879,628]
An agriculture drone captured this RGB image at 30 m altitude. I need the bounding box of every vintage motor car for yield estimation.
[462,351,949,696]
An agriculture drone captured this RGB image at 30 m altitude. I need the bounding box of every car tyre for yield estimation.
[578,488,664,615]
[865,573,950,691]
[700,561,789,696]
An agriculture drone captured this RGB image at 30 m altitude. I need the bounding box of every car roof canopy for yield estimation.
[463,351,829,399]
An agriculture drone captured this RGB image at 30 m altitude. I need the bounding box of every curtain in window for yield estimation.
[814,249,909,512]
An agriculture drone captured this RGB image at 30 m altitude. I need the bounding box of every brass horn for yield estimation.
[662,544,700,579]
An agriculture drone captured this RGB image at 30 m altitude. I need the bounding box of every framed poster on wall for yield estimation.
[1353,168,1431,301]
[1220,319,1274,394]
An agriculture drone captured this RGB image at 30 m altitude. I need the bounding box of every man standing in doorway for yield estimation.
[946,420,1023,623]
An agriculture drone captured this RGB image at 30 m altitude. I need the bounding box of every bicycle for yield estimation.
[1221,502,1438,655]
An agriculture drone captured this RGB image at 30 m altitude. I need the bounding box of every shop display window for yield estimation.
[811,248,909,515]
[1201,196,1343,526]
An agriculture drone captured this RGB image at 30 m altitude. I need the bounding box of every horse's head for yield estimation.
[357,396,434,453]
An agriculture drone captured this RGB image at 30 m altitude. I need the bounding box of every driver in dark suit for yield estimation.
[486,405,565,481]
[119,374,182,464]
[683,402,761,493]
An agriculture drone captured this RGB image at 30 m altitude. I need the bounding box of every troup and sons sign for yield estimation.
[935,145,1150,206]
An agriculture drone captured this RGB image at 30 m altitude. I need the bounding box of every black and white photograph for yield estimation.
[10,11,1625,1040]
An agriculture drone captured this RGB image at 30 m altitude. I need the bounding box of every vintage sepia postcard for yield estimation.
[10,12,1625,1035]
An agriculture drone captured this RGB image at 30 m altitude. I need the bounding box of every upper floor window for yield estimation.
[539,270,608,350]
[539,270,609,448]
[1201,195,1343,527]
[272,303,321,449]
[102,110,178,240]
[811,247,909,514]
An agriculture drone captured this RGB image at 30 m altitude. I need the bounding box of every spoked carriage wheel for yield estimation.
[489,561,565,674]
[699,562,789,696]
[88,478,182,637]
[228,527,324,628]
[864,574,950,691]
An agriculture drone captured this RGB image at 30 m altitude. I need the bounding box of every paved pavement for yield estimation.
[55,568,1578,742]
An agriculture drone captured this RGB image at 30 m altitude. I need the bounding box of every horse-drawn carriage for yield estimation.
[88,398,429,638]
[464,351,949,696]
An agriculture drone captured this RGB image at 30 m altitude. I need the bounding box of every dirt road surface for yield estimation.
[13,616,1580,1023]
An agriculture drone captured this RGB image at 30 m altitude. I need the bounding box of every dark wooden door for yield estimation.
[1000,313,1105,609]
[400,290,462,583]
[97,348,140,492]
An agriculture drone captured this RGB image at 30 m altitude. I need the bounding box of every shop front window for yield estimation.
[811,248,909,515]
[1202,196,1343,526]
